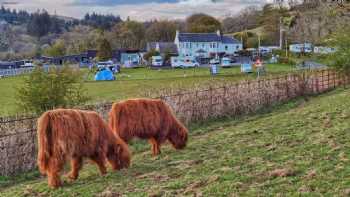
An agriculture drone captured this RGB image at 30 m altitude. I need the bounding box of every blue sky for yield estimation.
[2,0,271,21]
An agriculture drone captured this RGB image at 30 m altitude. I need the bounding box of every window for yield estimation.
[210,43,212,48]
[190,43,192,49]
[186,43,189,48]
[236,45,239,50]
[202,43,205,48]
[213,43,216,48]
[196,43,199,48]
[225,45,228,50]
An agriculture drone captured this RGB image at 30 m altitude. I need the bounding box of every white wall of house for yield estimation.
[219,43,242,55]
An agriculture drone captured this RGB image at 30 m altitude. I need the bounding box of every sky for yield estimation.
[1,0,272,21]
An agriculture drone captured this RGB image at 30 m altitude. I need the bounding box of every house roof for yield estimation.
[178,33,240,44]
[147,42,178,54]
[221,36,240,44]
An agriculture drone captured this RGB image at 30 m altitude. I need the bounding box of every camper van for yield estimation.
[152,56,163,67]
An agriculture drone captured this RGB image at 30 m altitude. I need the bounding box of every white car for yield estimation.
[171,57,200,68]
[22,60,34,67]
[210,58,220,65]
[221,57,234,68]
[97,61,113,69]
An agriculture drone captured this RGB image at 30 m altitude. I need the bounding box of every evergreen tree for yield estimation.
[97,38,112,61]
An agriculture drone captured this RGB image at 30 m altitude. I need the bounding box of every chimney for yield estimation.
[216,30,221,36]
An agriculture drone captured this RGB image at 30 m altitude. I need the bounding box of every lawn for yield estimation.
[1,88,349,196]
[0,64,294,116]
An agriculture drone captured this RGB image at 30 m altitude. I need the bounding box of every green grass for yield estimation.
[0,64,294,116]
[1,88,350,196]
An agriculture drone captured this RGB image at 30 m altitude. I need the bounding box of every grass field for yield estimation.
[0,64,294,116]
[1,88,349,196]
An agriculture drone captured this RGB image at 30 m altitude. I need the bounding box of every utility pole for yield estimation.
[258,34,261,58]
[279,17,284,49]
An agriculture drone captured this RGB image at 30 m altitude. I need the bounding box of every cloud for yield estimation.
[5,0,270,21]
[71,0,179,6]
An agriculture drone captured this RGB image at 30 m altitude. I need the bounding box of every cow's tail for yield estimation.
[37,112,52,175]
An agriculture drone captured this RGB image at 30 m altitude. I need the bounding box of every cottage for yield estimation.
[117,49,141,68]
[174,30,242,59]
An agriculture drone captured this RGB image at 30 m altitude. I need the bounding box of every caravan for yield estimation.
[152,56,163,67]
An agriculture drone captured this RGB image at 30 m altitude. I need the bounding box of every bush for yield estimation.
[16,65,90,114]
[327,27,350,74]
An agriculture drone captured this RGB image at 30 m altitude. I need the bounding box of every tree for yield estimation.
[223,6,260,33]
[186,13,222,33]
[327,26,350,74]
[27,10,52,38]
[97,38,112,61]
[143,49,160,62]
[16,65,89,114]
[145,20,178,42]
[108,20,146,49]
[44,39,66,57]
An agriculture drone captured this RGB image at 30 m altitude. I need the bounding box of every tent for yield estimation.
[95,69,115,81]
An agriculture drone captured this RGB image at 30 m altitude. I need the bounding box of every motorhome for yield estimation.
[152,56,163,67]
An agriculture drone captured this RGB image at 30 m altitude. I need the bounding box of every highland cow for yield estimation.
[37,109,130,188]
[109,99,188,156]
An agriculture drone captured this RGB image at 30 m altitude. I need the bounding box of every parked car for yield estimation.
[209,58,220,65]
[221,57,237,68]
[97,61,113,69]
[97,61,119,73]
[22,60,34,67]
[171,57,199,68]
[152,56,163,67]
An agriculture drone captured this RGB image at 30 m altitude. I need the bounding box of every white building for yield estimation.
[174,30,242,59]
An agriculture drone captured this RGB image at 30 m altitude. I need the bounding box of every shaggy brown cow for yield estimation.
[109,98,188,156]
[37,109,130,188]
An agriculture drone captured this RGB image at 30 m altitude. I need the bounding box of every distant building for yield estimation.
[174,30,242,59]
[118,49,142,67]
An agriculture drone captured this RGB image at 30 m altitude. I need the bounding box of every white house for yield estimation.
[174,30,242,59]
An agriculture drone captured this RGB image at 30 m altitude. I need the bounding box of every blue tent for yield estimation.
[95,69,115,81]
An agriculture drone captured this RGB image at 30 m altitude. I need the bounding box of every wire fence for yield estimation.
[0,69,348,176]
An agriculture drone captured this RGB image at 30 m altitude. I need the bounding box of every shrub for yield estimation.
[326,26,350,74]
[16,65,90,114]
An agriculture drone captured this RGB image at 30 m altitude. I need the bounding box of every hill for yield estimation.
[1,88,350,196]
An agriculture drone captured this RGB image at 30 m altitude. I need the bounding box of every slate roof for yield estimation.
[178,33,240,44]
[221,36,240,44]
[147,42,178,54]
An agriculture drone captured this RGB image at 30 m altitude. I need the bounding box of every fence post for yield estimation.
[209,86,213,116]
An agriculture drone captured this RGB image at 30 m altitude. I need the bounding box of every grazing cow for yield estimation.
[37,109,130,188]
[109,98,188,156]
